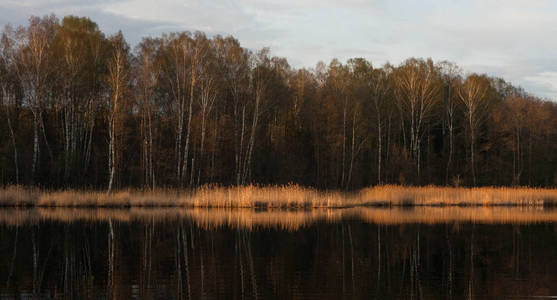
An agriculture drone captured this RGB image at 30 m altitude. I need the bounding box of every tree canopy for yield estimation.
[1,15,556,189]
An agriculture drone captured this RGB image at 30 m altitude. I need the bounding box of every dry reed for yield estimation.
[358,185,557,206]
[0,184,556,208]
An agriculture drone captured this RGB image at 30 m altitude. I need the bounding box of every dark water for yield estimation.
[1,209,557,299]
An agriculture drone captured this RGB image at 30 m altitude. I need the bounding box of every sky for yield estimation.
[1,0,556,100]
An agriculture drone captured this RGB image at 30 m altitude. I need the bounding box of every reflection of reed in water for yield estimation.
[3,207,557,230]
[352,207,557,224]
[0,208,346,231]
[183,209,345,231]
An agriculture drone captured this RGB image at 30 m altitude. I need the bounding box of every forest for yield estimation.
[0,15,556,190]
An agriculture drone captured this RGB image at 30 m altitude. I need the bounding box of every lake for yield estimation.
[1,207,557,299]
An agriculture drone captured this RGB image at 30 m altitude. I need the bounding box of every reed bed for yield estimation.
[3,207,557,229]
[189,185,348,208]
[358,185,557,206]
[0,184,556,208]
[0,185,40,206]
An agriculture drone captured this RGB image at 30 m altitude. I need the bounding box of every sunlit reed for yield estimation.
[0,184,556,208]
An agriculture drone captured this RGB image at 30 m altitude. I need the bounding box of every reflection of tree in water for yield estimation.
[1,219,557,299]
[5,227,17,289]
[107,218,115,299]
[140,219,154,298]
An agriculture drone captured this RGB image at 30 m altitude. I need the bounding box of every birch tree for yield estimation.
[106,32,129,194]
[136,37,161,189]
[0,42,19,184]
[161,32,191,183]
[394,58,441,181]
[4,16,57,183]
[196,68,218,185]
[241,49,269,184]
[55,16,106,183]
[214,36,250,185]
[438,61,462,184]
[505,93,528,185]
[183,33,210,186]
[326,59,350,187]
[345,58,371,188]
[457,74,489,186]
[369,65,392,184]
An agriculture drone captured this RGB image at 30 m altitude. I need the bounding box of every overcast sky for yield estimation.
[2,0,556,100]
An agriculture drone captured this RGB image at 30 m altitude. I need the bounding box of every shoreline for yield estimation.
[1,185,556,208]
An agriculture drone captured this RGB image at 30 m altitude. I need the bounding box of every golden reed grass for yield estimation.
[0,184,556,208]
[2,207,557,229]
[358,185,557,206]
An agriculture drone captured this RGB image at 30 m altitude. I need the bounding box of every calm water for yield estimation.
[1,208,557,299]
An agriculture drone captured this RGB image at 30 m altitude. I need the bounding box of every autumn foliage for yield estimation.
[0,15,556,190]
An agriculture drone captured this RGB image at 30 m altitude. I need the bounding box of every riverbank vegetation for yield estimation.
[1,185,556,208]
[1,15,556,190]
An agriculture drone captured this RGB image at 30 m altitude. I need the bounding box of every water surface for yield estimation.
[1,207,557,299]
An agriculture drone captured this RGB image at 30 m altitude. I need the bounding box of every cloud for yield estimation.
[524,72,557,100]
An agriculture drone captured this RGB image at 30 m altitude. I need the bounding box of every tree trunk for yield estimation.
[377,120,382,185]
[347,109,356,188]
[148,108,155,189]
[243,92,260,185]
[211,105,218,182]
[446,123,454,185]
[199,107,207,185]
[107,218,115,299]
[341,97,347,188]
[32,110,40,184]
[83,103,95,177]
[470,125,476,186]
[237,104,246,185]
[182,62,196,186]
[39,110,54,166]
[374,95,382,185]
[107,112,116,194]
[2,89,19,184]
[141,110,147,186]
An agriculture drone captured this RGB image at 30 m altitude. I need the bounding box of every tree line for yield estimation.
[0,15,556,190]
